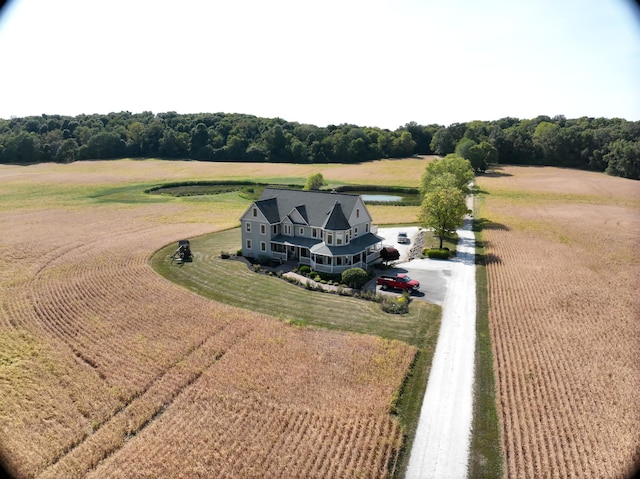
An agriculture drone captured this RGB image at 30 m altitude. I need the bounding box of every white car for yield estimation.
[397,232,409,244]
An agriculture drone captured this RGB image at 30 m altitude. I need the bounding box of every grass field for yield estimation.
[0,158,437,478]
[476,166,640,478]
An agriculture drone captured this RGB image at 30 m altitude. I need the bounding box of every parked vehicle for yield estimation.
[397,232,409,244]
[376,273,420,292]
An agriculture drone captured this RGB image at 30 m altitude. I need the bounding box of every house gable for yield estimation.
[287,206,309,225]
[347,197,372,225]
[240,202,269,223]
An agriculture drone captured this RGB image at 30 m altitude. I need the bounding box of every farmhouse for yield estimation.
[240,187,384,273]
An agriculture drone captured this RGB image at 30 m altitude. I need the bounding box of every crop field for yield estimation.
[476,166,640,478]
[0,159,434,479]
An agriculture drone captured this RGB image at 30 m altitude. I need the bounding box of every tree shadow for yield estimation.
[472,218,505,265]
[482,167,512,178]
[475,252,502,266]
[473,218,510,232]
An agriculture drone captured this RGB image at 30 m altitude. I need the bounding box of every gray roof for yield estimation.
[310,232,383,256]
[322,203,350,230]
[254,197,280,223]
[256,188,363,228]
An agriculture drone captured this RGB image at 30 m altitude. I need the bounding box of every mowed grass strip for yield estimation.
[469,206,503,479]
[152,228,439,346]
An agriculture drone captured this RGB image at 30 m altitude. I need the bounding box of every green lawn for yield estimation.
[151,227,442,478]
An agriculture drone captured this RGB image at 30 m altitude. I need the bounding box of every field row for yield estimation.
[1,170,417,479]
[88,394,403,479]
[479,177,640,479]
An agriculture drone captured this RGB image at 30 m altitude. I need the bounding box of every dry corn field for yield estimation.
[477,166,640,478]
[0,160,420,479]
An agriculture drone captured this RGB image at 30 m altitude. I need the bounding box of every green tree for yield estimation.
[605,139,640,179]
[430,127,457,155]
[455,137,477,160]
[420,154,474,195]
[419,186,468,249]
[403,122,434,154]
[159,129,189,158]
[3,131,41,163]
[225,134,248,159]
[55,138,79,163]
[393,131,417,157]
[341,267,368,288]
[532,121,560,164]
[190,123,212,160]
[84,131,126,159]
[304,172,324,190]
[467,141,498,173]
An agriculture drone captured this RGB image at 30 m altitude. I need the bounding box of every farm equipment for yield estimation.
[171,239,193,264]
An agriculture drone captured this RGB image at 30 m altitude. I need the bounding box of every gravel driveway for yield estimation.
[377,207,476,479]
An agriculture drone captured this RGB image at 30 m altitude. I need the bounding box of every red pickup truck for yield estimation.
[376,273,420,293]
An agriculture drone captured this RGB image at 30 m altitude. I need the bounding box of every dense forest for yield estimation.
[0,111,638,179]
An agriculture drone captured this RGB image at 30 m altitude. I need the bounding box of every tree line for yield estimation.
[0,111,638,179]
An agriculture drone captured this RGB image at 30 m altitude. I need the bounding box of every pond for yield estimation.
[361,194,404,202]
[344,190,420,204]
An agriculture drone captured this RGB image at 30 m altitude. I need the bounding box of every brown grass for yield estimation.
[0,160,420,478]
[477,165,640,478]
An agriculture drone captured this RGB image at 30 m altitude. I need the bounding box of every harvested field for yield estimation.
[0,160,423,478]
[476,166,640,478]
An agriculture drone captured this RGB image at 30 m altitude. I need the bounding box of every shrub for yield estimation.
[426,248,451,259]
[341,267,368,288]
[299,265,311,275]
[381,295,410,314]
[253,264,262,273]
[220,251,230,259]
[236,249,243,256]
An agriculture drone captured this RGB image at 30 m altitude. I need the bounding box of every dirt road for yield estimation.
[402,212,476,478]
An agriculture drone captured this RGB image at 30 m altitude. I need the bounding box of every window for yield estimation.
[365,223,369,232]
[260,224,266,235]
[272,225,278,234]
[253,208,257,217]
[327,233,333,244]
[300,227,304,236]
[312,228,317,238]
[337,238,342,245]
[354,227,358,236]
[245,222,251,232]
[285,224,291,236]
[260,242,266,252]
[246,239,252,249]
[356,208,360,218]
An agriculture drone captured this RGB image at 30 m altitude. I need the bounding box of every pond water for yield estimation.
[360,194,404,202]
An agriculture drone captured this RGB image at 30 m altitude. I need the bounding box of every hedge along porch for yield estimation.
[240,187,384,273]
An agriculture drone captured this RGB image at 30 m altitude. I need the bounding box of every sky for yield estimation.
[0,0,638,130]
